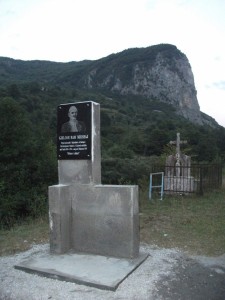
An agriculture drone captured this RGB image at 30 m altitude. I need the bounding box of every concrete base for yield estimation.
[164,176,195,194]
[15,251,148,291]
[49,183,139,258]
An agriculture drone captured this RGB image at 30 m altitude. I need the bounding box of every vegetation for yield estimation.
[0,216,49,256]
[140,188,225,256]
[0,47,225,228]
[1,188,225,256]
[0,44,183,87]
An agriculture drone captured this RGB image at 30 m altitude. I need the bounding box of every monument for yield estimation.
[15,101,148,291]
[164,133,195,194]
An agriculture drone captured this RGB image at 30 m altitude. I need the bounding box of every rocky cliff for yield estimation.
[81,44,203,124]
[0,44,218,126]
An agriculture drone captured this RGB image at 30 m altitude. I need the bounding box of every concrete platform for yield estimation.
[15,251,148,291]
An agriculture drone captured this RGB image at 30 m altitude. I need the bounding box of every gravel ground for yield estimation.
[1,243,225,300]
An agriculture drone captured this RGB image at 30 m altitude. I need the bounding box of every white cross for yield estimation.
[169,133,187,157]
[169,133,187,176]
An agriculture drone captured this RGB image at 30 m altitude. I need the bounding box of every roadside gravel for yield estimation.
[1,243,225,300]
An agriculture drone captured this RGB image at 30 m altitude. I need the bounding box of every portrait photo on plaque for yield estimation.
[57,102,92,160]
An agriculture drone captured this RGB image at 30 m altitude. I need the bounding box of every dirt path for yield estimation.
[0,243,225,300]
[153,253,225,300]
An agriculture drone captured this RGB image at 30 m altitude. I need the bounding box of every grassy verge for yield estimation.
[0,188,225,257]
[0,216,49,256]
[140,188,225,256]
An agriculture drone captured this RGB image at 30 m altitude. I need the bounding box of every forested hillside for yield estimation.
[0,46,225,227]
[0,44,218,126]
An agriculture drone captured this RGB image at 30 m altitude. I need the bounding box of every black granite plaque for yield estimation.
[57,102,92,160]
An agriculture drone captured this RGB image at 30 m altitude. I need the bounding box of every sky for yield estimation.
[0,0,225,127]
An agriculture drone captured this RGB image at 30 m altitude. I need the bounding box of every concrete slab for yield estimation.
[15,251,148,291]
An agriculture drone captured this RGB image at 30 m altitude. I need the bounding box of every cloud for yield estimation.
[212,81,225,90]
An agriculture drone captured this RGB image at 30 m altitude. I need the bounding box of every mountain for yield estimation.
[0,44,218,127]
[1,44,225,227]
[77,44,203,125]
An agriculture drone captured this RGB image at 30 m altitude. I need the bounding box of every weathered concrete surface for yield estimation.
[48,184,71,254]
[164,176,195,194]
[49,183,139,258]
[49,101,140,259]
[71,184,139,258]
[14,251,148,291]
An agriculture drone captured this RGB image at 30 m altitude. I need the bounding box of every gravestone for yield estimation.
[164,133,195,194]
[15,101,148,291]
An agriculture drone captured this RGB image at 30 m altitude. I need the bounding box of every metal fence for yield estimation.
[150,163,222,195]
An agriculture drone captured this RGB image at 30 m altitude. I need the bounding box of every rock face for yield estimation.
[0,44,217,126]
[82,44,203,125]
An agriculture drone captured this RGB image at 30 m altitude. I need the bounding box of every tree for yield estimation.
[0,97,57,227]
[7,84,20,98]
[147,128,170,156]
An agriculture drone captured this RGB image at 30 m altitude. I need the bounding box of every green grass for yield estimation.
[0,216,49,256]
[0,188,225,257]
[140,188,225,256]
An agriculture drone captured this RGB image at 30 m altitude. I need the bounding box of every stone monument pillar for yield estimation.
[49,101,139,258]
[57,101,101,185]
